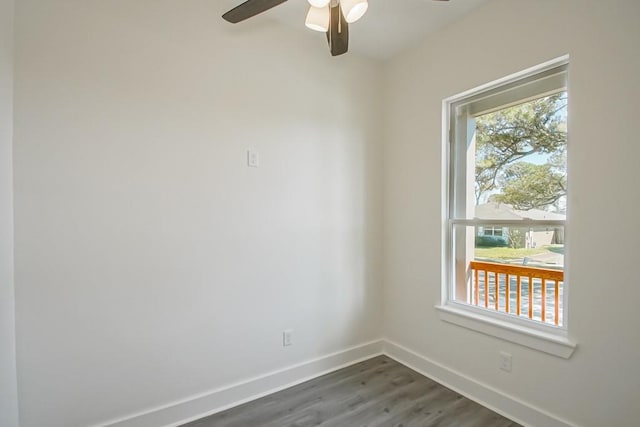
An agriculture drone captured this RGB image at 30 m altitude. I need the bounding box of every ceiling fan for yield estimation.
[222,0,450,57]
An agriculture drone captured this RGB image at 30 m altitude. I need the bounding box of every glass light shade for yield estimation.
[308,0,330,8]
[340,0,368,23]
[305,6,330,32]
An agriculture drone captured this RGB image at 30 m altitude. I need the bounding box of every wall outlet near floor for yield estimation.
[283,329,293,347]
[499,351,512,372]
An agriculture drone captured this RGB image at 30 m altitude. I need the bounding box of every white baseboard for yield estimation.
[101,338,574,427]
[382,339,575,427]
[101,339,384,427]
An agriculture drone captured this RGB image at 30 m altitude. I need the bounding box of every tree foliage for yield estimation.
[494,162,566,210]
[475,93,567,209]
[506,228,524,249]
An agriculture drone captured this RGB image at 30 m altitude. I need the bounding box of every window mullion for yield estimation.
[450,219,566,227]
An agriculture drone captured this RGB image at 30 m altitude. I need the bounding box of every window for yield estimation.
[439,58,575,358]
[481,226,503,237]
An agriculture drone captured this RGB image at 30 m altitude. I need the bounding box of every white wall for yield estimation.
[14,0,640,426]
[383,0,640,426]
[13,1,383,426]
[0,0,19,425]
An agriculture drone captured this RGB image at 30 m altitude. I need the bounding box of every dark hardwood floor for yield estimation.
[182,355,521,427]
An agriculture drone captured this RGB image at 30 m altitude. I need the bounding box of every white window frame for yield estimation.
[436,56,576,358]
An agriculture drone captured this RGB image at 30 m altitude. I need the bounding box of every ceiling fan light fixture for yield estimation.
[223,0,449,56]
[340,0,368,23]
[308,0,330,7]
[305,5,330,32]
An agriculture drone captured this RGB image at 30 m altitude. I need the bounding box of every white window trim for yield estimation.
[438,56,576,359]
[435,303,576,358]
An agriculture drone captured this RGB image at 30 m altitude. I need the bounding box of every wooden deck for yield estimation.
[182,355,521,427]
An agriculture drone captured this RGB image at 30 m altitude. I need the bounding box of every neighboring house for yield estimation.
[475,203,565,248]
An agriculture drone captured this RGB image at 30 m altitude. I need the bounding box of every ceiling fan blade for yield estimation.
[326,3,348,57]
[222,0,288,24]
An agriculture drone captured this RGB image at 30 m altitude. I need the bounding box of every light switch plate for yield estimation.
[247,150,259,167]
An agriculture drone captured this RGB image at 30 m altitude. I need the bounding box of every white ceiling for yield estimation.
[219,0,489,60]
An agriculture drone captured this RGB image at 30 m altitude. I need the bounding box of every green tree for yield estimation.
[506,228,524,249]
[475,93,567,207]
[495,162,566,210]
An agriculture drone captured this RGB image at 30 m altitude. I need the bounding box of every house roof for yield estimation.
[474,203,566,221]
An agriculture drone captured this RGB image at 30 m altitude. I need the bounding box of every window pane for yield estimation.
[452,224,564,326]
[473,93,568,219]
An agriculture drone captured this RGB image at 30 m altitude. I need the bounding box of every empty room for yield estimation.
[1,0,639,426]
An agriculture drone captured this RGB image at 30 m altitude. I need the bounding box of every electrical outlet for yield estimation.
[283,329,293,347]
[499,351,512,372]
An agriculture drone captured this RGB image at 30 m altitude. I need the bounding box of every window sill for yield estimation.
[435,304,576,359]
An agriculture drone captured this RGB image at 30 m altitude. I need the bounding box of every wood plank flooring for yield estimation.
[182,355,521,427]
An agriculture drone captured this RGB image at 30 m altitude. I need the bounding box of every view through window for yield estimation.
[447,63,568,328]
